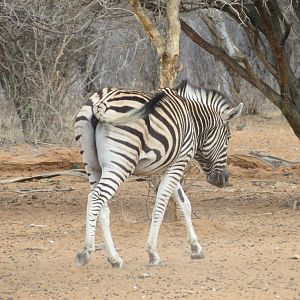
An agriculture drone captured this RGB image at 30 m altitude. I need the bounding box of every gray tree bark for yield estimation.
[181,0,300,139]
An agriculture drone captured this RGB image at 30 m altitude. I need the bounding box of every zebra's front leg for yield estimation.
[173,183,204,260]
[146,165,186,266]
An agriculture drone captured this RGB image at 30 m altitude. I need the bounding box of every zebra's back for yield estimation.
[75,87,196,177]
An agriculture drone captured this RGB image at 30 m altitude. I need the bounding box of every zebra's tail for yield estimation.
[75,94,101,188]
[98,91,166,125]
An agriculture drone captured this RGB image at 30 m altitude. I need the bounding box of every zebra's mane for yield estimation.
[175,80,230,113]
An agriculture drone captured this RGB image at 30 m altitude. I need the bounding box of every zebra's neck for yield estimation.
[175,81,230,131]
[175,81,229,113]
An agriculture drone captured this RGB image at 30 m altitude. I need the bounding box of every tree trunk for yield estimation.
[129,0,181,89]
[159,53,179,88]
[280,94,300,140]
[11,96,32,142]
[159,0,181,88]
[129,0,182,221]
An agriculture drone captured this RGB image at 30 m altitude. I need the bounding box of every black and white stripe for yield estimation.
[74,81,243,267]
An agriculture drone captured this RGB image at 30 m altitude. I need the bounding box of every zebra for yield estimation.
[74,80,243,268]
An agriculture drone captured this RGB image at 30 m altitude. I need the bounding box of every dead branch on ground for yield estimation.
[0,169,87,184]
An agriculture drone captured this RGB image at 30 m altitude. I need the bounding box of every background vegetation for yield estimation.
[0,0,299,144]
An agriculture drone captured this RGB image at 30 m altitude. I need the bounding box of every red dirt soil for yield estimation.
[0,115,299,300]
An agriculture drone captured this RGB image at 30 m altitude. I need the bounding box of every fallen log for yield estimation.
[249,151,300,168]
[0,169,87,184]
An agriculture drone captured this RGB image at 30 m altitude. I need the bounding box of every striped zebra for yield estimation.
[74,80,243,268]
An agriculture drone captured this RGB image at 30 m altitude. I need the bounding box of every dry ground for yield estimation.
[0,115,300,300]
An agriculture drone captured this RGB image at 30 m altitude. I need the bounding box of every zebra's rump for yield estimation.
[92,88,152,122]
[94,115,185,176]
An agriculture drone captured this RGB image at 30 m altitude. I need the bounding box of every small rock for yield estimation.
[288,254,299,260]
[139,272,151,279]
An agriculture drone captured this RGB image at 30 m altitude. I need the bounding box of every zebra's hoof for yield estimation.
[107,257,123,269]
[148,254,162,267]
[191,244,204,260]
[75,250,91,267]
[191,251,204,259]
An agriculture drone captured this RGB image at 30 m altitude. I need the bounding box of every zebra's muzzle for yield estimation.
[207,169,229,188]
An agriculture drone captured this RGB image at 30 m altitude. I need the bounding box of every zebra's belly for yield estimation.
[134,149,177,175]
[96,122,181,176]
[134,158,168,175]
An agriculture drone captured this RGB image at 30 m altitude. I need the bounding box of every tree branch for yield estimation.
[129,0,181,88]
[180,18,282,108]
[128,0,165,57]
[280,22,293,47]
[166,0,180,58]
[253,1,288,95]
[292,0,300,21]
[161,0,181,87]
[201,12,242,91]
[244,25,277,78]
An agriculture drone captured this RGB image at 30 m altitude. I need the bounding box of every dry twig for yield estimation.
[0,169,87,184]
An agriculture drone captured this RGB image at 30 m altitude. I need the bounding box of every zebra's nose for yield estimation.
[207,169,229,188]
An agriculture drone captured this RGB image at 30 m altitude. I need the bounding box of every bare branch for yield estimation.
[180,18,282,107]
[280,22,293,47]
[161,0,182,87]
[245,27,278,78]
[0,170,88,184]
[253,1,289,96]
[129,0,181,88]
[166,0,181,58]
[128,0,165,57]
[292,0,300,21]
[201,11,243,91]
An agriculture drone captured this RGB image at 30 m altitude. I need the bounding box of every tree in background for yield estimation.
[2,0,300,144]
[127,0,300,219]
[0,0,106,142]
[129,0,181,88]
[180,0,300,139]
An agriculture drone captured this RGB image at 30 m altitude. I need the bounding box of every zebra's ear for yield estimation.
[222,103,244,122]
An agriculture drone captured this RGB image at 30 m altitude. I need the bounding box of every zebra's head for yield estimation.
[175,80,243,188]
[196,103,243,187]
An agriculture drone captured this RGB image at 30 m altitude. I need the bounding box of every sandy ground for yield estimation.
[0,115,300,300]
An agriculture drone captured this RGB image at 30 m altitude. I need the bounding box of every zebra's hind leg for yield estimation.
[173,183,204,259]
[146,163,187,266]
[75,191,97,266]
[75,170,126,268]
[97,203,123,268]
